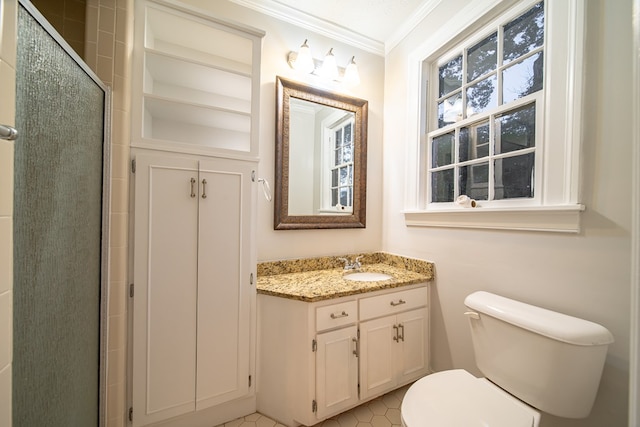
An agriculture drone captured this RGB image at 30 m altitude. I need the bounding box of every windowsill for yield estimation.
[403,204,585,233]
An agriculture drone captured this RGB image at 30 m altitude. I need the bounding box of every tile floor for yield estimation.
[214,384,411,427]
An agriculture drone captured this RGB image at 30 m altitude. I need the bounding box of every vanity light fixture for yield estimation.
[287,39,360,86]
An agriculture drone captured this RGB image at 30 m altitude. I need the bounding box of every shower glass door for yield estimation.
[13,2,108,426]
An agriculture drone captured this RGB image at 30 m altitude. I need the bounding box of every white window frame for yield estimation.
[320,112,355,214]
[403,0,586,233]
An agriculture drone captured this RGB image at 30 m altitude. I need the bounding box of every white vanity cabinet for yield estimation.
[257,284,429,426]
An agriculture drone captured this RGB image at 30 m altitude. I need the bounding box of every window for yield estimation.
[428,2,544,206]
[404,0,586,232]
[328,118,354,212]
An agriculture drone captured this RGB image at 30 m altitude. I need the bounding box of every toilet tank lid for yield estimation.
[464,291,614,346]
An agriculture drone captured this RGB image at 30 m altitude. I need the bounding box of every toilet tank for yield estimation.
[464,291,614,419]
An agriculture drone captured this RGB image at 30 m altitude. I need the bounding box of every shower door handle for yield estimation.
[0,124,17,140]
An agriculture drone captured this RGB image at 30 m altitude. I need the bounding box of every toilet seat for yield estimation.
[401,370,541,427]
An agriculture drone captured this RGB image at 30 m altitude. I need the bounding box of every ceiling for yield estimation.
[271,0,431,44]
[232,0,440,55]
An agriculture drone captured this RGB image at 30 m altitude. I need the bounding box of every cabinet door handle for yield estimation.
[352,337,359,357]
[390,299,406,307]
[201,178,207,198]
[398,323,405,342]
[330,311,349,319]
[393,324,399,342]
[190,178,196,198]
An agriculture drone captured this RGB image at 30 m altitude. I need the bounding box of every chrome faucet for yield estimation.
[338,256,363,271]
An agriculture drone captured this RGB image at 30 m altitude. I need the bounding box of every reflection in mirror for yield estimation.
[275,76,368,229]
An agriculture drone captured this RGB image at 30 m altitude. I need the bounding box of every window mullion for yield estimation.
[453,127,460,198]
[462,48,468,121]
[488,113,496,201]
[497,23,504,108]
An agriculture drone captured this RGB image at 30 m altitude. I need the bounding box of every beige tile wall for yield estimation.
[30,0,87,58]
[0,0,17,425]
[85,0,132,426]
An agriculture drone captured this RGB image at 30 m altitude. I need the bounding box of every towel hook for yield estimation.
[251,171,272,202]
[258,178,272,201]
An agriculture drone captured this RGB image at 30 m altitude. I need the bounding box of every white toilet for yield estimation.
[401,291,614,426]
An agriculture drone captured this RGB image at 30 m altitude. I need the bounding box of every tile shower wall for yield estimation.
[29,0,86,57]
[85,0,132,426]
[0,0,17,425]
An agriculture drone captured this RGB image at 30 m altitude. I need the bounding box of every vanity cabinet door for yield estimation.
[359,316,398,399]
[396,308,429,384]
[316,325,359,420]
[359,307,429,400]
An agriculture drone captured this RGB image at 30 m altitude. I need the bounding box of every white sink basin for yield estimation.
[343,272,394,282]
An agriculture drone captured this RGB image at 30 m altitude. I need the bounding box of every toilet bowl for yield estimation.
[401,370,540,427]
[400,291,613,426]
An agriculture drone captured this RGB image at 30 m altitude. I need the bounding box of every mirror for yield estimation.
[275,76,368,229]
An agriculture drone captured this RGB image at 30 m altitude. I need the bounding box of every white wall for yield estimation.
[288,101,316,215]
[383,1,632,426]
[178,0,386,262]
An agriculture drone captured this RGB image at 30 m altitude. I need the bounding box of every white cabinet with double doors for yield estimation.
[131,153,256,426]
[257,284,429,426]
[129,1,263,425]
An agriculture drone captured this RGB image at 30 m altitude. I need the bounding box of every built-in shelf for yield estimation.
[144,51,252,113]
[143,96,251,150]
[132,0,264,157]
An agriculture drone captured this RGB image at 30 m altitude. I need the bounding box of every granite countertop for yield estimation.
[257,253,434,302]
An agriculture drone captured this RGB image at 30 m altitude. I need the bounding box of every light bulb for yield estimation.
[344,56,360,86]
[320,48,339,80]
[294,39,315,74]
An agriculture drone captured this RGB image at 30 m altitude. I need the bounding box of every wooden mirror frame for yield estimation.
[274,76,368,230]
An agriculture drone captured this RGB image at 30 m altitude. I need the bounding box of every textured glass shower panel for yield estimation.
[13,5,104,427]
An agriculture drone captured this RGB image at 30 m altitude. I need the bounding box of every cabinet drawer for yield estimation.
[316,301,358,332]
[359,287,427,321]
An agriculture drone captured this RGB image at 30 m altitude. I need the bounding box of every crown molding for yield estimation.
[385,0,442,54]
[229,0,385,55]
[230,0,445,57]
